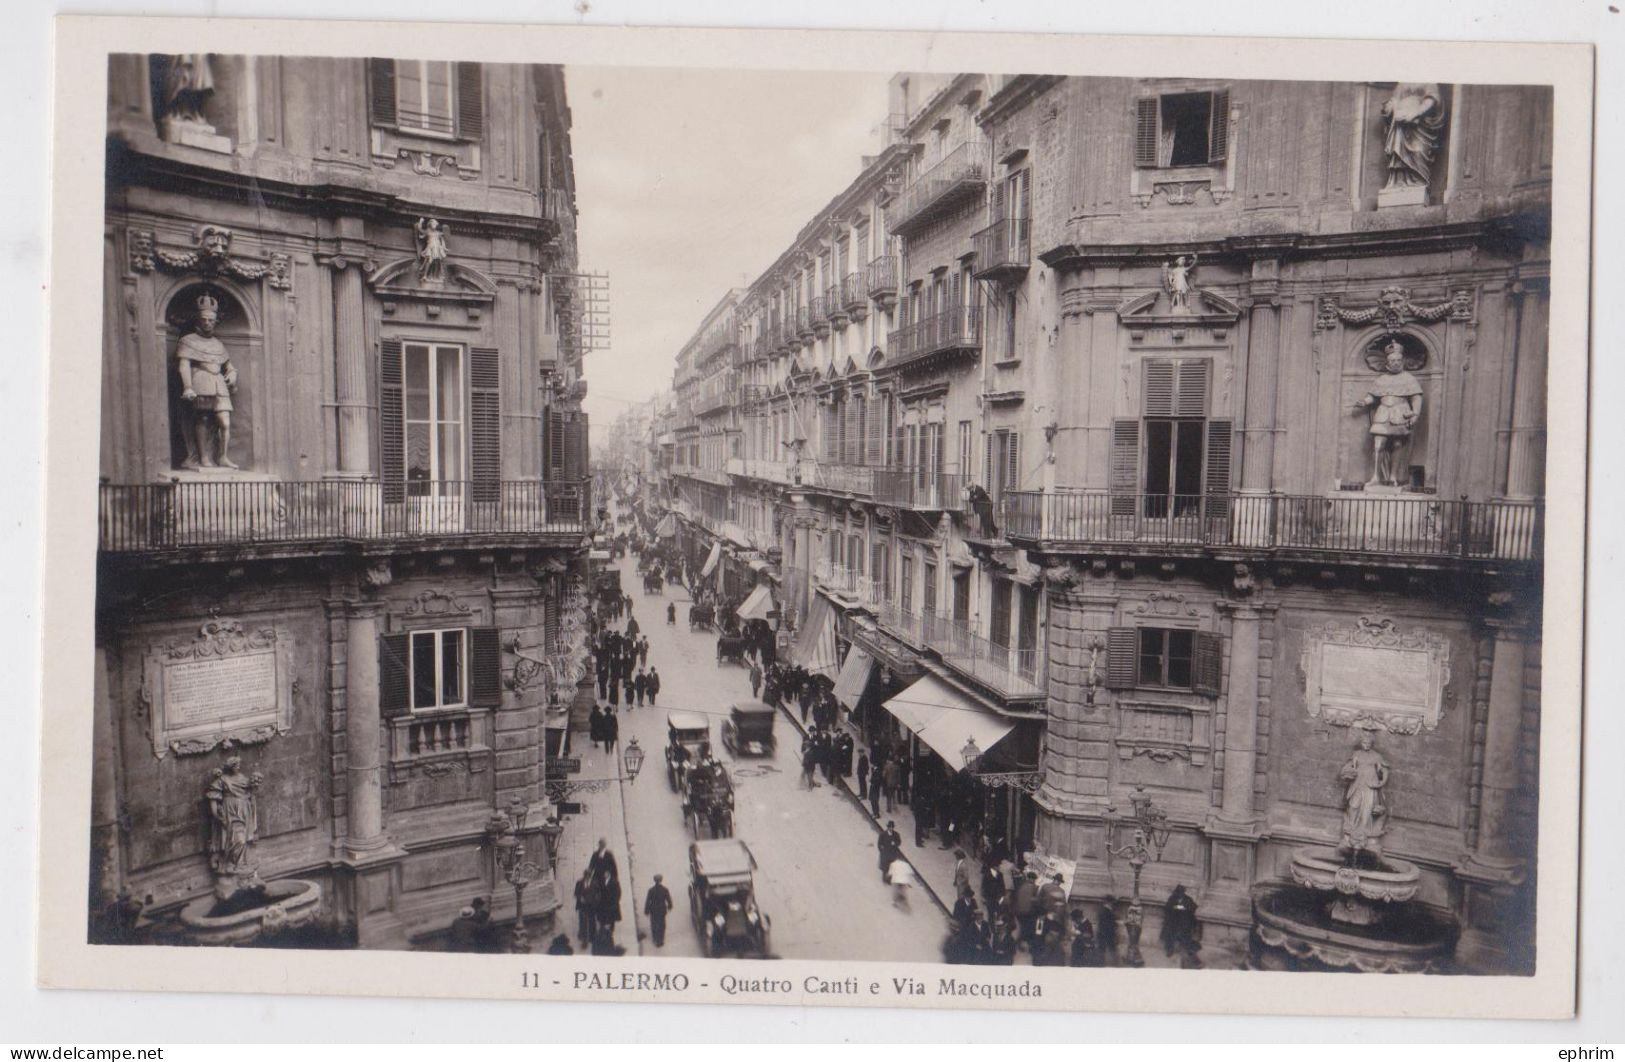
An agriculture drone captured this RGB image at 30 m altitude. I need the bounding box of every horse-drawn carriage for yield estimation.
[715,631,749,667]
[688,602,715,632]
[642,570,664,594]
[680,757,735,839]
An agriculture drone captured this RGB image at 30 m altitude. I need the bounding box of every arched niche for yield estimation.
[161,281,257,472]
[1338,326,1442,491]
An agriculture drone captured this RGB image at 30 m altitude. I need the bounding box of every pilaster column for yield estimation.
[344,600,387,853]
[331,258,372,476]
[1240,268,1282,495]
[1503,275,1549,500]
[1216,602,1264,825]
[1465,626,1531,875]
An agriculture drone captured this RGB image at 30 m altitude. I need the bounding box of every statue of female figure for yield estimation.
[1339,730,1390,853]
[415,217,450,284]
[1354,338,1423,487]
[1162,254,1198,312]
[205,755,263,876]
[162,54,216,127]
[1380,83,1446,190]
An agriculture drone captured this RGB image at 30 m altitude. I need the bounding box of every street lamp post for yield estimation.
[1103,786,1172,968]
[486,797,547,954]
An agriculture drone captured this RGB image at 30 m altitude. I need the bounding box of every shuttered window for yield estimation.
[1205,419,1234,518]
[1004,431,1020,495]
[468,625,502,707]
[379,339,406,503]
[455,63,484,142]
[1134,97,1159,167]
[368,59,398,129]
[1134,90,1229,168]
[1208,89,1230,164]
[469,347,501,503]
[1104,626,1138,689]
[379,632,410,717]
[1193,631,1223,697]
[406,627,467,711]
[1143,359,1209,417]
[866,390,885,466]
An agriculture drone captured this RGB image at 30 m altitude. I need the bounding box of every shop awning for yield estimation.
[833,646,875,710]
[882,674,1016,768]
[587,549,612,562]
[700,541,722,577]
[789,593,840,677]
[736,584,774,623]
[655,514,676,538]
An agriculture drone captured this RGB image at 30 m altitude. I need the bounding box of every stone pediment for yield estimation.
[1117,287,1240,341]
[366,257,497,305]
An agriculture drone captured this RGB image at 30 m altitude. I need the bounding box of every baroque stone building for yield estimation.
[94,53,592,947]
[656,72,1548,972]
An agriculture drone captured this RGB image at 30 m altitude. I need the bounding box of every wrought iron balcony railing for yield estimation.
[810,295,833,337]
[872,468,966,511]
[865,255,899,308]
[1001,490,1543,564]
[99,479,593,553]
[841,272,867,317]
[804,462,876,497]
[885,141,989,234]
[887,306,982,368]
[927,613,1046,701]
[813,560,880,606]
[971,217,1032,280]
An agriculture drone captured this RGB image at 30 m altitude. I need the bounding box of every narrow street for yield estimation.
[553,543,948,962]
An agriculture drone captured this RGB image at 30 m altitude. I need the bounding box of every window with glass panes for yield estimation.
[410,628,466,711]
[396,60,455,135]
[403,343,464,495]
[1137,627,1195,689]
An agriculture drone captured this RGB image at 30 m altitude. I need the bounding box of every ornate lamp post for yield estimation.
[486,797,547,954]
[1103,786,1172,967]
[623,737,645,784]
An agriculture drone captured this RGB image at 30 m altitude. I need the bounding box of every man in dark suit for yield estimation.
[644,875,674,948]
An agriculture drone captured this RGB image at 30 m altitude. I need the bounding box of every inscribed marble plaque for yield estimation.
[143,620,292,757]
[1300,615,1451,734]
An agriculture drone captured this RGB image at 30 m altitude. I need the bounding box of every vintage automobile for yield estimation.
[665,710,712,792]
[680,756,735,838]
[642,571,663,594]
[721,700,777,757]
[688,602,715,632]
[688,839,771,958]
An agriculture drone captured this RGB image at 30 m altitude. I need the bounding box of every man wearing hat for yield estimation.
[644,874,674,948]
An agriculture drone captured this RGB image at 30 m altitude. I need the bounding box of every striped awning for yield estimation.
[833,646,875,710]
[883,674,1015,769]
[700,541,722,577]
[736,584,774,623]
[789,593,840,677]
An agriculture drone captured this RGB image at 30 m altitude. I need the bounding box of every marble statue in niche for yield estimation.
[205,754,263,896]
[1162,254,1198,313]
[175,292,240,469]
[160,55,217,141]
[1353,336,1424,488]
[1380,83,1446,190]
[1338,729,1390,854]
[415,217,449,284]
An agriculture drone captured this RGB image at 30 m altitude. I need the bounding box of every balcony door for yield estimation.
[404,342,464,500]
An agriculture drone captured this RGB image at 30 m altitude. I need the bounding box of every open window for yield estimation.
[369,59,484,141]
[1135,89,1230,169]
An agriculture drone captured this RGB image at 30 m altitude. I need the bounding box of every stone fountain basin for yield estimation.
[179,879,322,946]
[1289,845,1421,904]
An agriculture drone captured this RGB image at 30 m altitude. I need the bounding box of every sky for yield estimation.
[565,65,893,442]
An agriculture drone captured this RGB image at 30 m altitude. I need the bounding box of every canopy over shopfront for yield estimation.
[789,593,840,677]
[736,584,775,622]
[655,514,676,538]
[883,674,1016,768]
[833,645,875,710]
[700,541,722,578]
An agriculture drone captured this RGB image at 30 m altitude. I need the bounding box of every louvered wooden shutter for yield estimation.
[866,390,884,466]
[368,59,398,128]
[1144,359,1177,416]
[1109,419,1140,516]
[991,175,1006,226]
[469,625,502,707]
[1193,630,1223,697]
[985,430,996,490]
[1134,97,1159,167]
[1104,626,1137,690]
[379,339,405,504]
[379,632,410,717]
[1005,431,1021,494]
[570,413,589,480]
[469,347,501,503]
[456,63,484,141]
[932,424,945,480]
[1204,419,1234,521]
[1177,360,1210,417]
[844,397,858,465]
[544,408,566,480]
[545,582,562,653]
[1208,90,1230,164]
[853,394,867,465]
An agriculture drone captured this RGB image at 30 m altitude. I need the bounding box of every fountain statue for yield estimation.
[179,757,321,945]
[1251,728,1457,971]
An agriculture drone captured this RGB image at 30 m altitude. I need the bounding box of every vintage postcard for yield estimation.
[37,15,1590,1019]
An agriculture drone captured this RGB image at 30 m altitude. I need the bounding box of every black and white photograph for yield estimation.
[32,14,1594,1024]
